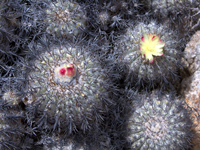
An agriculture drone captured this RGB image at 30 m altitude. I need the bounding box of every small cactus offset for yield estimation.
[127,91,193,150]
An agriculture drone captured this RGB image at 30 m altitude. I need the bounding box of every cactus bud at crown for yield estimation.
[54,63,77,83]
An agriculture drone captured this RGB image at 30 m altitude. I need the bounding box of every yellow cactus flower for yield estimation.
[140,33,165,63]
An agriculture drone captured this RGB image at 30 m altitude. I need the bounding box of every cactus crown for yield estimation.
[140,33,165,63]
[54,63,77,84]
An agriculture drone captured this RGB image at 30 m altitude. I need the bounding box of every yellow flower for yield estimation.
[140,33,165,63]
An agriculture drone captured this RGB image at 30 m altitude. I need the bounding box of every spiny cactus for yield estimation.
[45,0,86,37]
[148,0,193,20]
[127,91,193,150]
[0,0,199,149]
[115,21,182,89]
[25,43,111,133]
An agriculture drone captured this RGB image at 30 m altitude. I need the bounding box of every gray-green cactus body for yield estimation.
[27,45,106,124]
[116,21,181,87]
[128,91,192,150]
[45,0,86,37]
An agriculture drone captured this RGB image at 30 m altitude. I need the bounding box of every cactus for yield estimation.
[1,90,18,106]
[38,134,85,150]
[115,21,182,89]
[127,91,193,150]
[26,44,110,132]
[45,0,86,37]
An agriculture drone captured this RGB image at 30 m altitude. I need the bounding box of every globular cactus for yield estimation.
[127,91,193,150]
[148,0,192,19]
[115,21,182,89]
[25,43,112,133]
[45,0,86,37]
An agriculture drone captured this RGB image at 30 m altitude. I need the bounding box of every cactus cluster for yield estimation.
[0,0,200,149]
[25,43,110,133]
